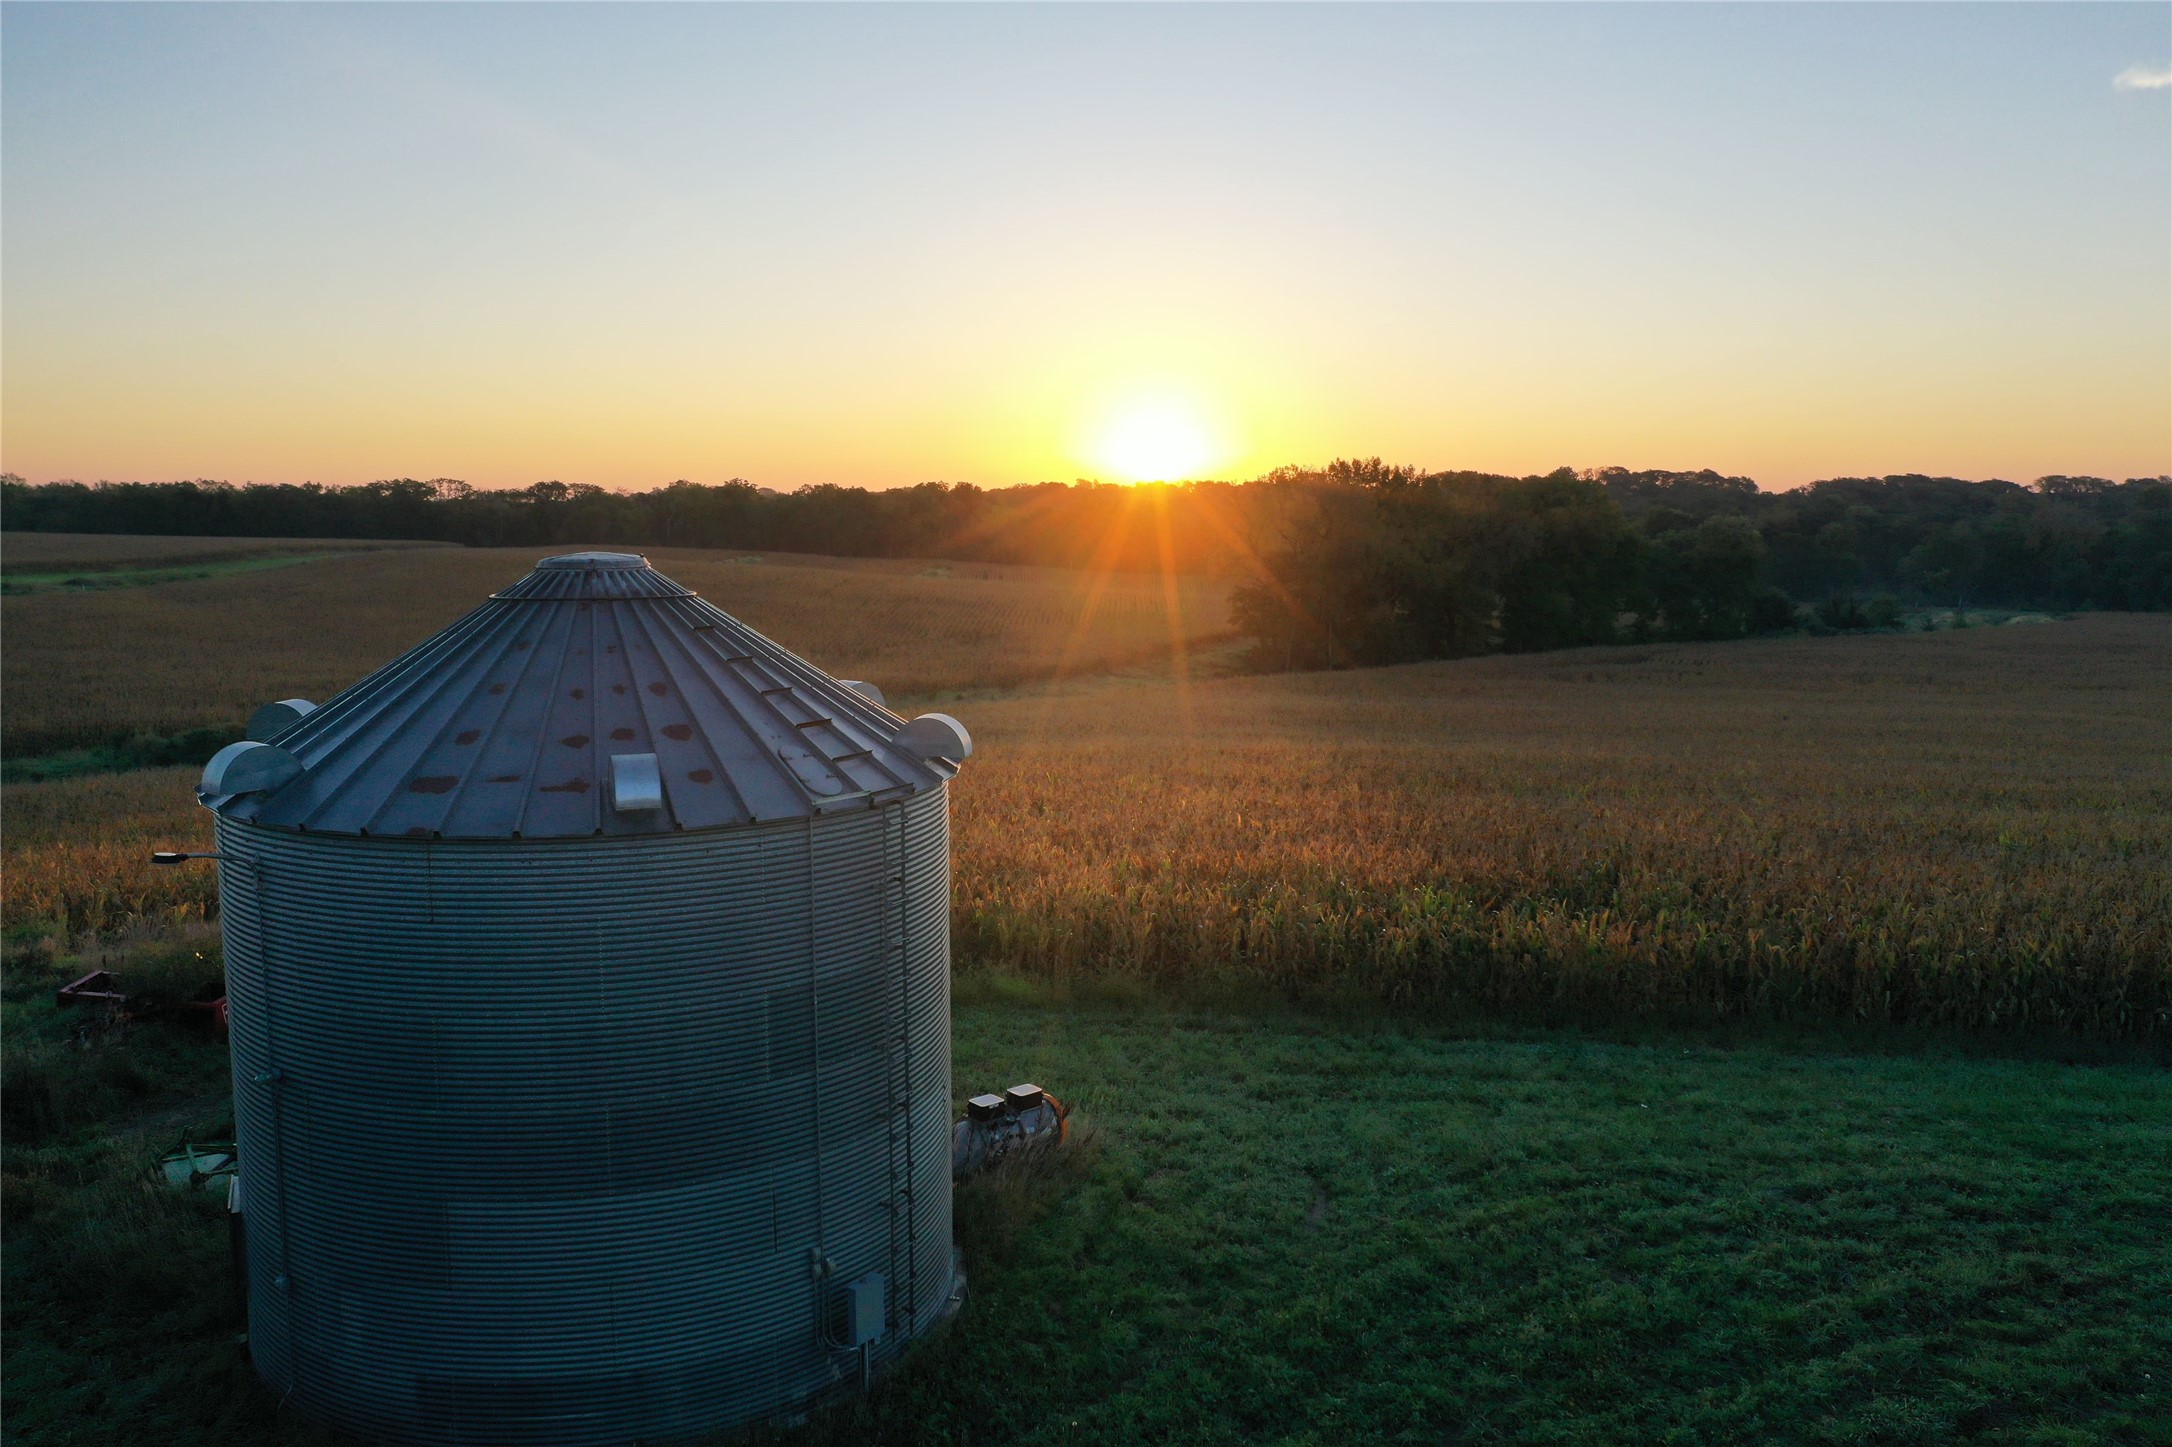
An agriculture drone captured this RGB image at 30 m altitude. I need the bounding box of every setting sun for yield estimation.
[1091,397,1224,483]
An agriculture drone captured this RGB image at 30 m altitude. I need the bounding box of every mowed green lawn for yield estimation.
[829,1000,2169,1447]
[8,976,2164,1446]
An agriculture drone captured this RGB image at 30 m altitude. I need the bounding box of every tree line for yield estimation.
[1594,467,2172,614]
[0,474,1279,575]
[1235,462,2171,665]
[4,464,2166,665]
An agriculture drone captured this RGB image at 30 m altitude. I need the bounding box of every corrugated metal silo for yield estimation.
[198,551,971,1445]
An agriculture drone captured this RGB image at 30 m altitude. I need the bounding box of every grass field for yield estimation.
[4,553,369,597]
[4,971,2166,1446]
[0,540,1236,756]
[0,533,447,596]
[0,532,444,572]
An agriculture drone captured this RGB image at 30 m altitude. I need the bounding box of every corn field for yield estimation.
[0,542,1235,755]
[3,554,2165,1037]
[948,615,2172,1037]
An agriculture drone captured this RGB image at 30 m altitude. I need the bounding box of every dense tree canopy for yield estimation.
[5,464,2167,666]
[1589,467,2172,613]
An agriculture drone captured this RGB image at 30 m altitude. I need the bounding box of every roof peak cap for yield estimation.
[536,551,650,571]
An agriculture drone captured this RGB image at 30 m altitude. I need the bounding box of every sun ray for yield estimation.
[1049,497,1136,676]
[1030,489,1144,736]
[920,480,1079,564]
[1184,481,1327,654]
[1149,484,1198,737]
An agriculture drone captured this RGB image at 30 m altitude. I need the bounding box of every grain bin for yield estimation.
[196,551,970,1445]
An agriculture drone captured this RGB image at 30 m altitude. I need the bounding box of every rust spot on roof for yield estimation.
[488,683,508,695]
[408,776,458,794]
[661,723,693,742]
[687,769,714,784]
[612,684,627,695]
[561,733,590,748]
[570,687,586,700]
[455,729,481,746]
[540,777,591,794]
[610,727,636,741]
[648,681,669,696]
[488,773,522,784]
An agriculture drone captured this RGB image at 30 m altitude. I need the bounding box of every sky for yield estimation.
[3,2,2167,492]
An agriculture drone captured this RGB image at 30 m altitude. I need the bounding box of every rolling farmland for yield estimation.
[4,540,2168,1446]
[4,543,2166,1037]
[951,614,2172,1037]
[0,531,443,573]
[0,539,1238,755]
[0,533,450,598]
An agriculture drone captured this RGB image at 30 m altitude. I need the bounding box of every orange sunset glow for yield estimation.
[2,5,2165,491]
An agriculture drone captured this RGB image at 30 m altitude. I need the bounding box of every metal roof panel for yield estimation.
[211,552,952,837]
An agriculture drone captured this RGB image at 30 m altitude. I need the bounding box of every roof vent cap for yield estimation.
[611,753,665,813]
[536,551,649,571]
[247,699,316,742]
[895,713,972,763]
[201,741,304,798]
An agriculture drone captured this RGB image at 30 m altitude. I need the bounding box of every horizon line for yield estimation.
[8,465,2170,499]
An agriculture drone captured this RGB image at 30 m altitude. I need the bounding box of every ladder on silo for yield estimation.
[879,799,916,1337]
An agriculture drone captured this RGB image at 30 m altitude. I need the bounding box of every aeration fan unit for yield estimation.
[951,1082,1069,1179]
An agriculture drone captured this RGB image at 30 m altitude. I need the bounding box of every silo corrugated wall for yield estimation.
[217,788,955,1445]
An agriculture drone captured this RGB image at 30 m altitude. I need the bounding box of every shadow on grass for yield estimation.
[951,965,2172,1071]
[736,1127,1104,1447]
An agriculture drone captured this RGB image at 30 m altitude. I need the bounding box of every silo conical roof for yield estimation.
[204,552,962,838]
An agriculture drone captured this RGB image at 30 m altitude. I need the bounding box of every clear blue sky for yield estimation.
[4,2,2166,489]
